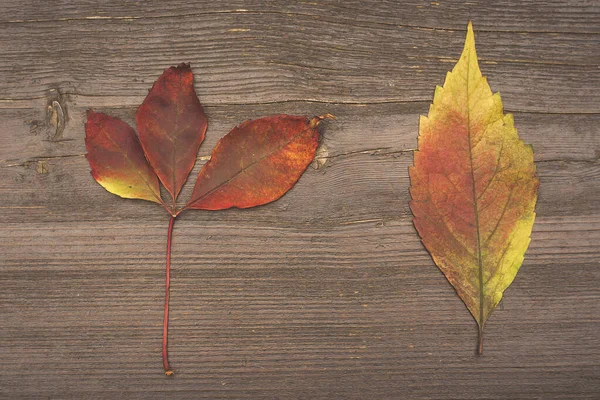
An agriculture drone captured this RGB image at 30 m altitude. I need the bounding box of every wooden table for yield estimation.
[1,1,598,398]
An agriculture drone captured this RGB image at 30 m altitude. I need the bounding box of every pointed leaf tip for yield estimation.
[309,113,336,128]
[467,21,474,42]
[461,21,477,61]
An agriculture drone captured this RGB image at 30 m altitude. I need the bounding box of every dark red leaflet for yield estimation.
[136,63,207,205]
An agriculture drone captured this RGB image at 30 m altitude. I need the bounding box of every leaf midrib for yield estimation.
[465,48,486,327]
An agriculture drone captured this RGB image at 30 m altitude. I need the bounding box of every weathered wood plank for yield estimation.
[2,0,599,33]
[1,103,599,225]
[2,102,599,165]
[0,2,598,112]
[1,217,599,398]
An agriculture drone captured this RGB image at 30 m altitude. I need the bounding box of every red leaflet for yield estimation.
[84,64,330,376]
[136,63,208,205]
[187,115,328,210]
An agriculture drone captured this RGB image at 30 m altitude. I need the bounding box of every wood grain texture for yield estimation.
[1,1,599,399]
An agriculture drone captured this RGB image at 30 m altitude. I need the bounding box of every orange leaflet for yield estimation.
[187,115,331,210]
[136,63,208,205]
[85,64,330,375]
[409,22,539,353]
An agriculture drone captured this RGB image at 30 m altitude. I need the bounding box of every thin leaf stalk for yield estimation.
[163,215,176,376]
[477,324,484,355]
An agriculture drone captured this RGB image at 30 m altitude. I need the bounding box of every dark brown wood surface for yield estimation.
[1,1,599,398]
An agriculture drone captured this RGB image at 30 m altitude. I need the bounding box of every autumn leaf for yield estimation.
[85,64,331,375]
[85,111,163,205]
[136,64,208,207]
[409,22,539,353]
[187,114,327,210]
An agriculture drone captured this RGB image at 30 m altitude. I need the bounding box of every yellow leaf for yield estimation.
[409,22,539,353]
